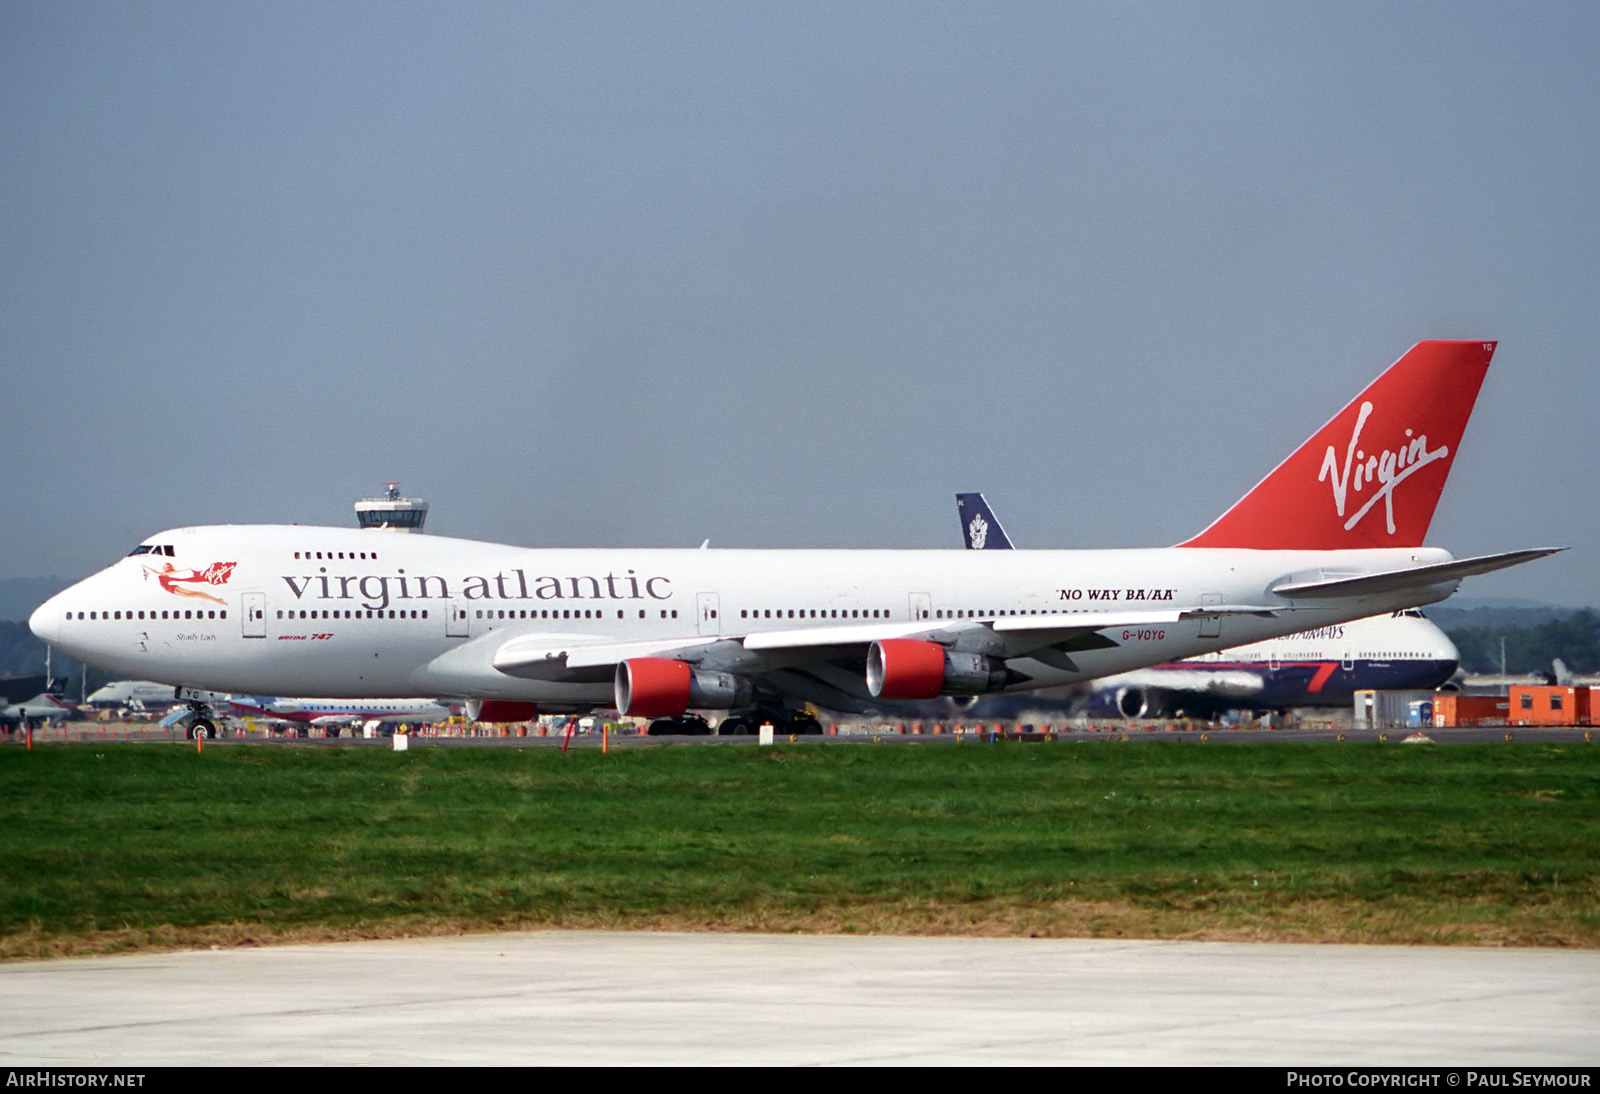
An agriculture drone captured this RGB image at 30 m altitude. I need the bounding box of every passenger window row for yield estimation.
[935,609,1061,619]
[740,608,889,620]
[277,609,426,620]
[472,608,680,621]
[730,607,1071,623]
[67,609,224,621]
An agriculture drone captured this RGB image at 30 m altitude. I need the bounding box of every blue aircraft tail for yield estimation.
[955,493,1014,550]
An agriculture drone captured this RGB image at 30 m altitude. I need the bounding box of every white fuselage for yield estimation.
[30,524,1462,710]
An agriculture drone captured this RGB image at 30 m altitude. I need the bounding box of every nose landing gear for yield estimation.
[169,699,226,740]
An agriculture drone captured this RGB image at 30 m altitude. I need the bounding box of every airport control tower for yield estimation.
[354,483,429,533]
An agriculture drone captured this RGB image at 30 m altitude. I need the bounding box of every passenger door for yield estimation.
[242,592,266,639]
[697,592,721,637]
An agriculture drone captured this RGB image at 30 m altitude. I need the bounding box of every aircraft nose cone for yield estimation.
[29,595,60,646]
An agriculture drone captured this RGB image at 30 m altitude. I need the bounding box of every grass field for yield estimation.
[1,740,1596,958]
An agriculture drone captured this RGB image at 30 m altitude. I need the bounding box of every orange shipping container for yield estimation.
[1431,694,1510,727]
[1508,686,1593,726]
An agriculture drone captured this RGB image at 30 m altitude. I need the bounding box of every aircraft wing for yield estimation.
[493,635,725,678]
[491,605,1287,682]
[742,607,1281,651]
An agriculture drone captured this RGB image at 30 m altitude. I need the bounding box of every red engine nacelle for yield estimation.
[867,639,1009,700]
[468,700,540,723]
[615,659,755,717]
[615,658,692,718]
[866,639,947,699]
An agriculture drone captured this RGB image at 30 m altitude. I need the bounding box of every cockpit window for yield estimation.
[124,544,175,557]
[126,545,153,556]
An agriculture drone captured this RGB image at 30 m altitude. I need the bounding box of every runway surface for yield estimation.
[2,931,1596,1065]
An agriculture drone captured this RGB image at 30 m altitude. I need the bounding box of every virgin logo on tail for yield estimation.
[1177,340,1494,551]
[1319,401,1451,535]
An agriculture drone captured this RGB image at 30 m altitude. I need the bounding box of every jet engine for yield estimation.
[1116,687,1183,719]
[614,658,754,718]
[866,639,1008,700]
[467,700,540,723]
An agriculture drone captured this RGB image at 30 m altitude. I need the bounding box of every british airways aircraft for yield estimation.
[29,341,1556,737]
[0,689,75,732]
[954,494,1460,717]
[222,696,455,737]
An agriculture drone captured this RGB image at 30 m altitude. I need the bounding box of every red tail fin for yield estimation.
[1178,340,1496,550]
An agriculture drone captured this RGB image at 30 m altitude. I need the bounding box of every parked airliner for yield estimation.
[223,695,455,737]
[30,341,1557,736]
[86,679,183,710]
[0,689,74,732]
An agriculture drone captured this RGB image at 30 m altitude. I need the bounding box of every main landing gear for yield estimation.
[646,714,711,736]
[714,710,823,736]
[645,710,825,737]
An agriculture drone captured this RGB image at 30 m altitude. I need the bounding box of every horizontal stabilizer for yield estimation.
[1270,548,1564,599]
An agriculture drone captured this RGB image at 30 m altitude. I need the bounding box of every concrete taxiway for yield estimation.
[2,932,1596,1066]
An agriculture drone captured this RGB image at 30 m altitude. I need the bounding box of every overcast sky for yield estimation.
[3,2,1596,606]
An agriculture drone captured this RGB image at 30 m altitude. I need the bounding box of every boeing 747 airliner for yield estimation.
[30,341,1557,735]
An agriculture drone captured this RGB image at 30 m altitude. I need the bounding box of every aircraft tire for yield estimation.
[790,713,822,735]
[191,719,215,740]
[719,716,752,736]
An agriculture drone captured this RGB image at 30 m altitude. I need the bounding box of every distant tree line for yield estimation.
[1445,610,1600,675]
[0,622,109,694]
